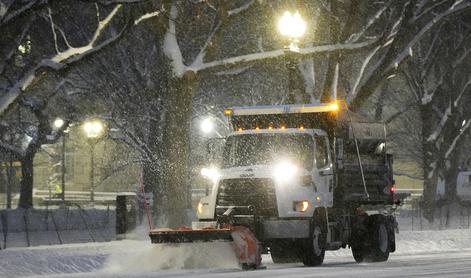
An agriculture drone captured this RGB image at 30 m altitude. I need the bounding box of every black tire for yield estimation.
[352,245,368,263]
[301,223,326,266]
[241,263,257,270]
[351,214,390,263]
[368,214,390,262]
[387,216,396,253]
[270,240,300,263]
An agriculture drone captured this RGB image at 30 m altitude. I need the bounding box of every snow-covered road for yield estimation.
[1,229,470,278]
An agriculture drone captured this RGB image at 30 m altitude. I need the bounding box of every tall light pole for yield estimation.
[278,11,307,103]
[53,118,67,204]
[83,118,106,207]
[278,11,306,52]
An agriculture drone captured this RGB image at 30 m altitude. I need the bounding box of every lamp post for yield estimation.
[278,11,306,52]
[53,118,67,204]
[278,11,307,103]
[83,118,106,206]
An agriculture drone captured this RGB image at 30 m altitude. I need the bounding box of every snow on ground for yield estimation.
[0,228,470,277]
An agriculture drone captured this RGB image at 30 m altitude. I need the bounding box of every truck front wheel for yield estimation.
[301,224,326,266]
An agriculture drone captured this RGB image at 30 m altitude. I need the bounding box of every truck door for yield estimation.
[313,135,334,207]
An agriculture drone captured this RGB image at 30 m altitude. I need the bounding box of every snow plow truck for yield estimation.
[149,102,398,269]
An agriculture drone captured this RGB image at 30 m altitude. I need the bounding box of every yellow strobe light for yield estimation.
[224,108,233,116]
[329,102,339,111]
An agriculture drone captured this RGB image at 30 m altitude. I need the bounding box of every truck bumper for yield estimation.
[262,219,310,239]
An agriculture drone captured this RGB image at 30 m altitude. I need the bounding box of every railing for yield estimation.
[31,189,135,207]
[1,188,209,209]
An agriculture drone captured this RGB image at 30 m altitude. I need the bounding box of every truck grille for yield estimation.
[216,178,277,217]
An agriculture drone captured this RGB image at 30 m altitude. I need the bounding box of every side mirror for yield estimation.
[206,140,215,156]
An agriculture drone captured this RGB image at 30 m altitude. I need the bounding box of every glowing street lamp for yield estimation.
[83,119,105,139]
[53,118,65,129]
[83,118,106,206]
[278,11,306,51]
[278,10,307,103]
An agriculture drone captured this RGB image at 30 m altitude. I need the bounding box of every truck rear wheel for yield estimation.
[352,214,390,263]
[369,214,390,262]
[352,245,367,263]
[301,224,326,266]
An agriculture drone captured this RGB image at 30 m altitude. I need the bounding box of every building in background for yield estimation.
[31,124,140,207]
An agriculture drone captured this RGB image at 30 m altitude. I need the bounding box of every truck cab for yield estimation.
[199,128,333,218]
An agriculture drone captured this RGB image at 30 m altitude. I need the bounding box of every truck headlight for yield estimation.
[201,167,221,183]
[273,161,298,182]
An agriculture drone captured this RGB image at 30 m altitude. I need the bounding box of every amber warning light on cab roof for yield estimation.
[329,102,339,112]
[224,108,233,116]
[224,101,343,117]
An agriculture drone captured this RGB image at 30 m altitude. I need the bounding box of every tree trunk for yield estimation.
[350,65,392,112]
[143,116,162,224]
[420,104,439,221]
[154,71,198,227]
[6,161,13,209]
[18,153,34,208]
[1,162,13,209]
[374,83,388,121]
[351,1,416,111]
[444,153,460,203]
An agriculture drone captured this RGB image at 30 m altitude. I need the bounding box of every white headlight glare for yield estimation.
[200,167,221,183]
[273,161,298,182]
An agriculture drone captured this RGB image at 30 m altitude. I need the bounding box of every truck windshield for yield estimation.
[222,133,314,170]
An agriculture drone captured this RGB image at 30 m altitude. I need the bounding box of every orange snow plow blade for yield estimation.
[149,225,261,269]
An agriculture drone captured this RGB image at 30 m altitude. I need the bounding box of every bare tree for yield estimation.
[54,0,471,226]
[2,0,471,225]
[402,19,471,219]
[0,0,152,208]
[146,0,471,225]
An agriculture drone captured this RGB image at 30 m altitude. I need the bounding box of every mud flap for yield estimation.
[387,216,396,252]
